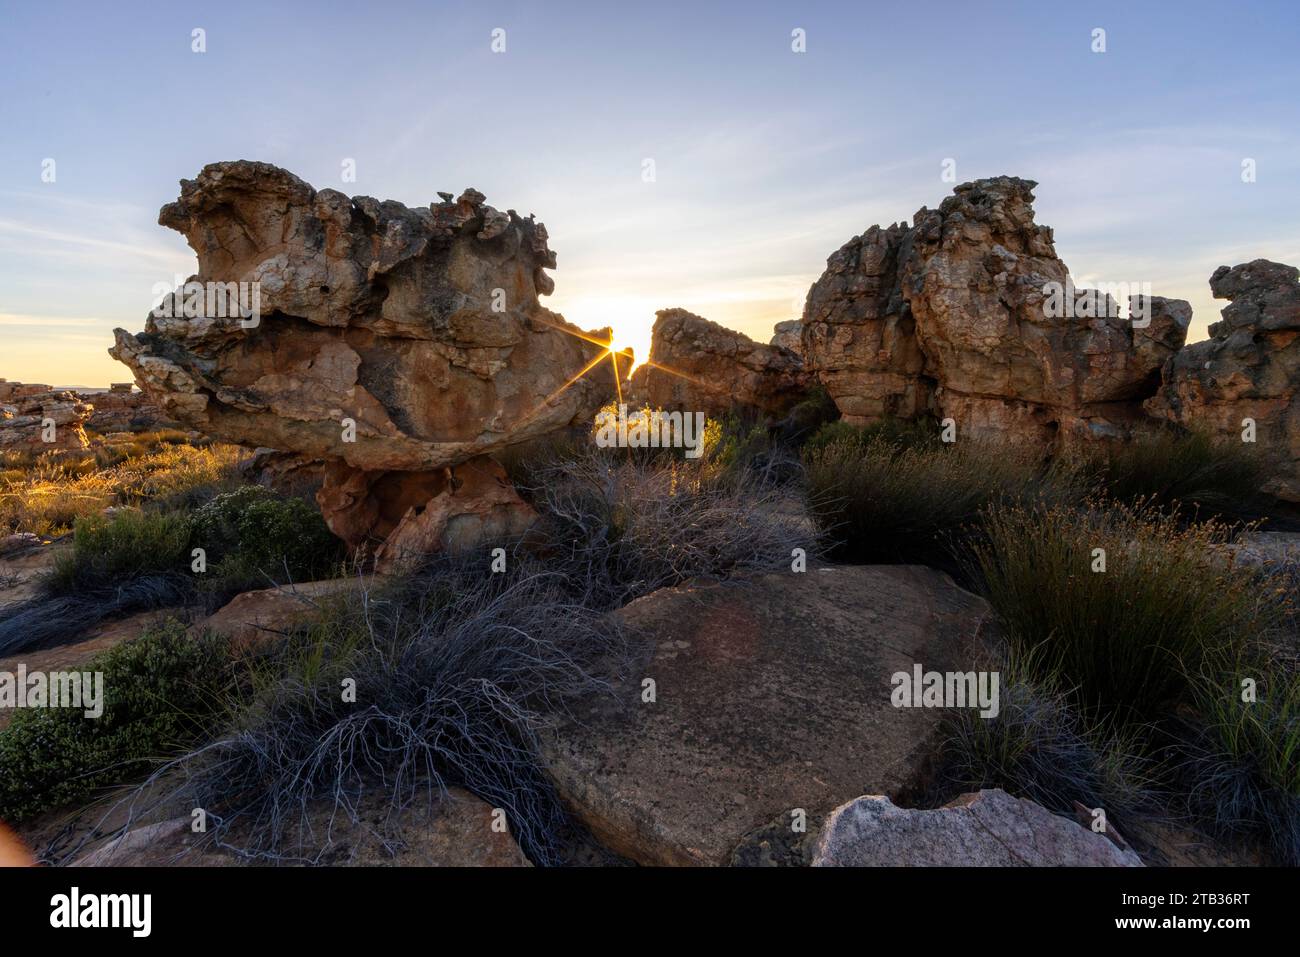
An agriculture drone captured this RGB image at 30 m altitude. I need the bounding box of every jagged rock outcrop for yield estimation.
[0,381,91,451]
[770,319,803,356]
[1147,260,1300,501]
[802,178,1190,444]
[109,161,624,567]
[627,308,810,420]
[801,222,930,424]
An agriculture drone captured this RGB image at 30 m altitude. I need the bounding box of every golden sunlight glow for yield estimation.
[549,295,662,372]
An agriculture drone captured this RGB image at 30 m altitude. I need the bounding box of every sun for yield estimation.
[546,295,658,373]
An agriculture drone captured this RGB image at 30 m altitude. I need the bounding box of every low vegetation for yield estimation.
[1179,653,1300,864]
[963,501,1281,718]
[0,439,243,537]
[0,620,232,823]
[1074,427,1265,516]
[804,427,1078,567]
[125,559,633,865]
[937,653,1158,832]
[0,486,344,655]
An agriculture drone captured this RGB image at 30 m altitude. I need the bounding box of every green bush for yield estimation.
[192,485,340,575]
[47,509,193,593]
[963,501,1281,719]
[0,620,231,822]
[42,487,343,606]
[773,385,840,446]
[804,416,941,457]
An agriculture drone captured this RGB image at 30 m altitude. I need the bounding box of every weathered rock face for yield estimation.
[316,455,537,571]
[801,178,1190,444]
[110,161,623,564]
[801,223,931,425]
[1147,260,1300,501]
[542,564,990,866]
[810,790,1143,867]
[0,381,91,451]
[81,383,177,435]
[627,308,810,420]
[769,319,803,356]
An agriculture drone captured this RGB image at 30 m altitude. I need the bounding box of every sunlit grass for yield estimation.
[0,441,245,536]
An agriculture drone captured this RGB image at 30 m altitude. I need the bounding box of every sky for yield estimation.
[1,0,1298,387]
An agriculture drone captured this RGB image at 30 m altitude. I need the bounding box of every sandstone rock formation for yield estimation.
[109,161,625,567]
[770,319,803,356]
[627,308,810,420]
[801,178,1190,445]
[81,383,176,435]
[542,564,990,866]
[239,447,327,494]
[0,381,92,452]
[1147,260,1300,501]
[810,790,1143,867]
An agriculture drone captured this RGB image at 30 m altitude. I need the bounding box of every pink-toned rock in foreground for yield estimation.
[110,161,626,567]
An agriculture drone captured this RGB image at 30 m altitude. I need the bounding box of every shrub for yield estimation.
[0,486,344,656]
[1079,428,1264,514]
[1179,653,1300,864]
[805,436,1075,565]
[937,651,1158,830]
[773,385,840,446]
[962,501,1283,719]
[47,509,193,593]
[106,557,635,866]
[527,445,818,608]
[804,416,942,457]
[191,485,342,583]
[0,620,231,823]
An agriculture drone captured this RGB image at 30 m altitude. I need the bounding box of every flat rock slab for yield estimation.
[1228,530,1300,569]
[70,787,531,867]
[543,564,990,866]
[811,789,1144,867]
[196,577,373,648]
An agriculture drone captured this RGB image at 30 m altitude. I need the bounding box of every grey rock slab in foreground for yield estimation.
[811,789,1144,867]
[543,564,991,866]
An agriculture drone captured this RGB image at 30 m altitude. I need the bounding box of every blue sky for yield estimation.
[1,0,1298,386]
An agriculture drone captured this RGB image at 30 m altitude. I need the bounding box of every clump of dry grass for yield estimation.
[0,442,245,536]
